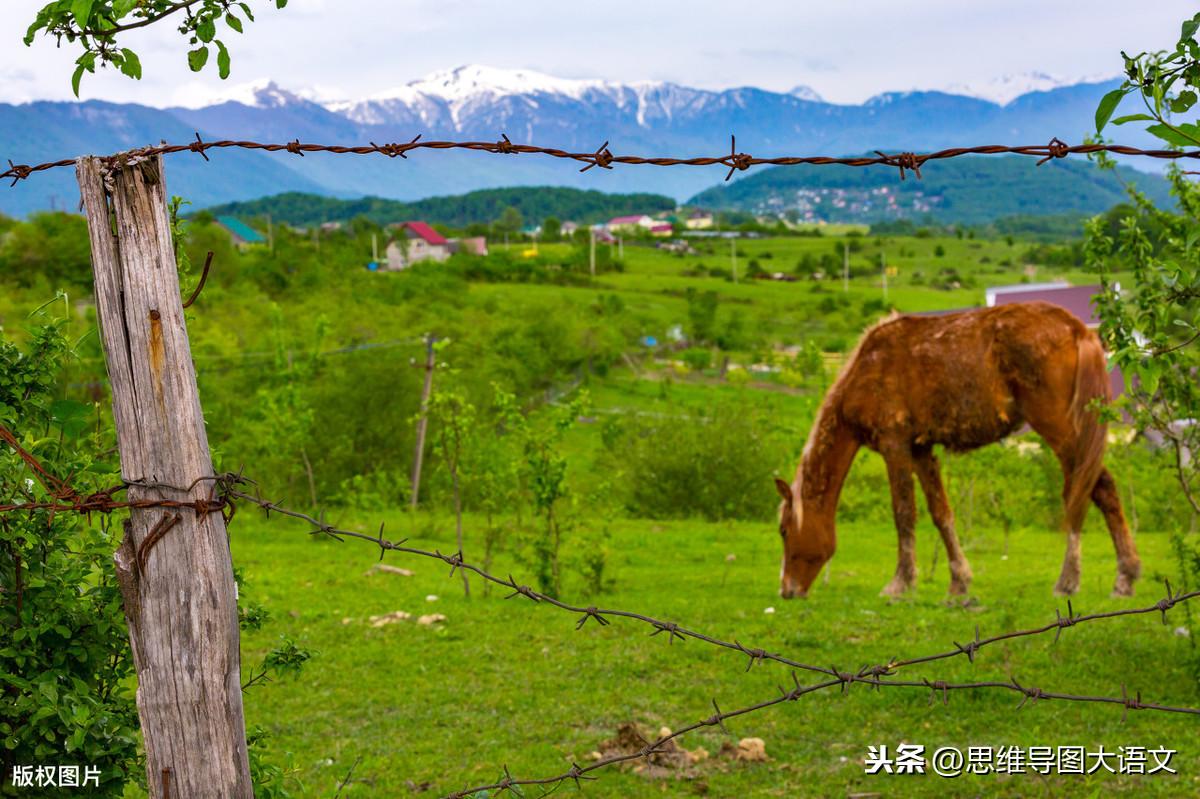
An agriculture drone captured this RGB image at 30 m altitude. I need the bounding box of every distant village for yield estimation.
[213,207,725,271]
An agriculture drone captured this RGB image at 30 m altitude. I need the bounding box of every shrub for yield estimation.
[608,402,789,521]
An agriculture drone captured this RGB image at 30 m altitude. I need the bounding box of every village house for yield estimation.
[385,221,450,270]
[684,210,714,230]
[648,222,674,237]
[384,222,488,270]
[607,214,655,233]
[216,216,265,249]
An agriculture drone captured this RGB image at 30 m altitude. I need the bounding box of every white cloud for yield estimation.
[0,0,1193,106]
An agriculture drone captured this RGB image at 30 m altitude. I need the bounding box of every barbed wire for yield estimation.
[441,672,1197,799]
[5,425,1200,798]
[4,134,1200,188]
[4,424,1197,684]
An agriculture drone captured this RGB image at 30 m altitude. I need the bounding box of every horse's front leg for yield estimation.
[881,446,918,597]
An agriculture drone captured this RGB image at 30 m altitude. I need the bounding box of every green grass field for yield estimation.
[229,510,1197,798]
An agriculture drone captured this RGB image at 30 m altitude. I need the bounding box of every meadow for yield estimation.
[2,213,1196,798]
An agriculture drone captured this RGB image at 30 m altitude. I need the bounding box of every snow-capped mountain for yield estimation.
[944,71,1120,106]
[0,65,1155,217]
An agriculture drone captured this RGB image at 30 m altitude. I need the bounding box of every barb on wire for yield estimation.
[6,135,1200,187]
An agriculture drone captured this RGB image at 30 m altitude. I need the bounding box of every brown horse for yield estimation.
[775,301,1141,599]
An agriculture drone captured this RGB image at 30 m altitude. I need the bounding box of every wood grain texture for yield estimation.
[76,156,252,798]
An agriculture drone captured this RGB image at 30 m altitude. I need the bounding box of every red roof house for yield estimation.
[385,221,450,269]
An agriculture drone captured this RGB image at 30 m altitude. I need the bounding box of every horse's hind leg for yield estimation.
[881,445,918,597]
[914,448,973,595]
[1092,467,1141,596]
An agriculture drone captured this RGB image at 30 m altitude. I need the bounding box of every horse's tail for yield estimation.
[1063,329,1110,532]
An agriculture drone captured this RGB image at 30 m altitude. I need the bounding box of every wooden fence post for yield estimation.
[76,155,252,798]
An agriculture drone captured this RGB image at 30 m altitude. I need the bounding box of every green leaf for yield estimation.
[188,46,209,72]
[216,40,231,79]
[239,2,255,21]
[118,48,142,80]
[70,0,94,27]
[1183,15,1200,42]
[1146,123,1200,147]
[226,12,243,33]
[1110,113,1155,126]
[71,64,85,97]
[1170,89,1198,114]
[1095,88,1127,132]
[197,18,216,42]
[276,0,288,7]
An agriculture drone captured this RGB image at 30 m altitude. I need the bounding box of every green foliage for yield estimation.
[1095,12,1200,148]
[200,188,677,230]
[25,0,289,94]
[0,212,94,292]
[0,318,138,797]
[495,387,589,597]
[692,155,1174,226]
[1091,11,1200,682]
[605,401,790,521]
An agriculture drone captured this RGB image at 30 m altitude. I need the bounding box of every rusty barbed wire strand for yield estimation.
[4,135,1200,188]
[440,671,1199,799]
[4,421,1199,689]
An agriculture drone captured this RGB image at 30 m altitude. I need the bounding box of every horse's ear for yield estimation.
[774,478,792,503]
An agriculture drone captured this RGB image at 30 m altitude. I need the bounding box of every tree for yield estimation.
[495,206,524,240]
[25,0,290,95]
[1090,11,1200,515]
[542,216,562,242]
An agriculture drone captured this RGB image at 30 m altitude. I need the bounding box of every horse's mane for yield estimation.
[794,311,902,495]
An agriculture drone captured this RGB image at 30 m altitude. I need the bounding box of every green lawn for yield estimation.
[229,509,1198,798]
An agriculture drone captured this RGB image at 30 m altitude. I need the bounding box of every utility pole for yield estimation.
[731,237,738,283]
[372,232,379,264]
[618,236,624,260]
[589,227,596,277]
[77,155,252,797]
[410,334,438,510]
[843,241,849,293]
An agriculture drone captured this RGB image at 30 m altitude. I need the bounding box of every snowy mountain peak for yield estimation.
[173,79,312,109]
[789,85,823,102]
[943,71,1118,105]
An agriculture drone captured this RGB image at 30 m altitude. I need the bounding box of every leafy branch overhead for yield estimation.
[1095,12,1200,147]
[24,0,289,96]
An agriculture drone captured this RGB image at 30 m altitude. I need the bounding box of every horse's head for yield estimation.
[774,477,833,599]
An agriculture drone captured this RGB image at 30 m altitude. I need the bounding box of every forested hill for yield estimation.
[199,187,676,227]
[688,155,1173,225]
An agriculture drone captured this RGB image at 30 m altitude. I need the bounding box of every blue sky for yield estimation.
[1,0,1195,106]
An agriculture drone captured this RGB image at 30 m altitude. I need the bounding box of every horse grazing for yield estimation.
[775,301,1141,600]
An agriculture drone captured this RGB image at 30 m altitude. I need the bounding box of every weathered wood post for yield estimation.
[76,155,252,798]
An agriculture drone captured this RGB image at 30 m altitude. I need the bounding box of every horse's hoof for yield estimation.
[1111,575,1136,598]
[881,579,915,598]
[1053,585,1078,597]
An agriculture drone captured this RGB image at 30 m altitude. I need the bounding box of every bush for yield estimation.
[0,320,139,796]
[607,402,790,521]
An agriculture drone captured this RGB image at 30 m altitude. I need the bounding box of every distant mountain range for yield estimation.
[0,64,1161,218]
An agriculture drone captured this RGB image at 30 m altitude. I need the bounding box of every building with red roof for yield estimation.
[385,221,451,269]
